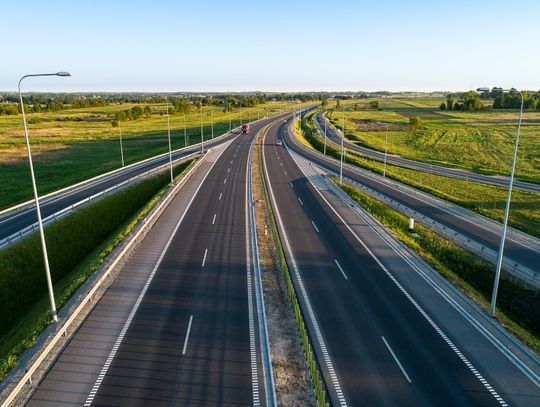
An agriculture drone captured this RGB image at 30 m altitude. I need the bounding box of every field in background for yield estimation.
[0,101,306,209]
[326,98,540,183]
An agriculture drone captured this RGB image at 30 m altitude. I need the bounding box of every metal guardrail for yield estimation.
[0,127,243,222]
[0,152,199,249]
[0,146,214,407]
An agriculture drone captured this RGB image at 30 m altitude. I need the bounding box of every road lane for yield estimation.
[262,118,533,405]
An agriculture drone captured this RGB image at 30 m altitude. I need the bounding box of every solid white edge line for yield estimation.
[289,150,508,406]
[381,336,412,383]
[262,125,348,407]
[182,315,194,355]
[334,259,348,280]
[83,141,230,407]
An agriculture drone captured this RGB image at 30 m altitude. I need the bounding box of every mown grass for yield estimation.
[0,101,305,210]
[0,159,194,381]
[301,112,540,238]
[338,180,540,354]
[325,98,540,183]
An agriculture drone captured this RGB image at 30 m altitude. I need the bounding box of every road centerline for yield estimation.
[334,259,348,280]
[182,315,194,356]
[202,248,208,267]
[381,336,412,383]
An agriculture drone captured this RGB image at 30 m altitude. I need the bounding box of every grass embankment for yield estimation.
[302,112,540,238]
[0,101,307,210]
[259,130,329,406]
[338,179,540,354]
[325,98,540,183]
[0,159,195,381]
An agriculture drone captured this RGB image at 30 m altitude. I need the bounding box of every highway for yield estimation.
[26,118,274,406]
[0,129,241,243]
[314,111,540,193]
[287,114,540,274]
[262,118,540,405]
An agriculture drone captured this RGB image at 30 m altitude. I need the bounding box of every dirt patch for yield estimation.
[352,119,409,131]
[0,144,68,164]
[252,137,315,406]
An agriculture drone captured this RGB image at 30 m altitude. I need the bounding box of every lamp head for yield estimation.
[476,87,490,92]
[56,72,71,77]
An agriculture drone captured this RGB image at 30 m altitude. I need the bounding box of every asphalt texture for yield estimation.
[0,131,238,241]
[27,118,274,406]
[263,118,539,406]
[287,116,539,273]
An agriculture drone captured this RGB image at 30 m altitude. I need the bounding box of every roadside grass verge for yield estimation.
[300,112,540,239]
[0,158,195,381]
[337,179,540,355]
[325,99,540,183]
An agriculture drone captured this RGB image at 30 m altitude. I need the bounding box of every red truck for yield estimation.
[242,123,250,134]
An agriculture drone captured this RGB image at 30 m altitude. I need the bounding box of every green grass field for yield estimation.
[0,101,305,210]
[300,110,540,238]
[326,98,540,183]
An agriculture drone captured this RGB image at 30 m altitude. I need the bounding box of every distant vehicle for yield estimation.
[242,124,250,134]
[275,139,283,146]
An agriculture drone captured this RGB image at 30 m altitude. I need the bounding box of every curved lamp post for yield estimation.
[18,71,71,323]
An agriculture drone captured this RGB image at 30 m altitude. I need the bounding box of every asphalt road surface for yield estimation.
[263,118,540,406]
[314,111,540,193]
[288,115,539,273]
[27,118,274,406]
[0,129,240,241]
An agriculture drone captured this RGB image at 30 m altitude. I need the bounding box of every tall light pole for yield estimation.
[383,124,388,177]
[229,103,232,131]
[340,108,345,184]
[18,71,71,323]
[184,114,188,147]
[323,114,327,156]
[200,103,205,153]
[477,87,525,316]
[119,126,125,167]
[165,96,173,184]
[210,107,214,139]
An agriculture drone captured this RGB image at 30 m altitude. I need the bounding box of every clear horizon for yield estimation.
[2,0,539,93]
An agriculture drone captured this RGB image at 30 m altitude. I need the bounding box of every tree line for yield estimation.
[440,89,540,112]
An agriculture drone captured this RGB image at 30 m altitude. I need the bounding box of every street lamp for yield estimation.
[184,114,188,147]
[229,103,232,131]
[119,126,125,167]
[18,71,71,323]
[200,103,205,153]
[165,96,173,184]
[323,115,327,156]
[477,87,524,317]
[340,108,345,184]
[383,124,388,177]
[210,107,214,139]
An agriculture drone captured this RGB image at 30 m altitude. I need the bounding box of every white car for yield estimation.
[275,140,283,146]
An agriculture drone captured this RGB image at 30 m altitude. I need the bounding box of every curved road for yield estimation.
[314,111,540,193]
[263,117,540,406]
[288,115,540,274]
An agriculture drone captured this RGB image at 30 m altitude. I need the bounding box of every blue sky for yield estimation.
[1,0,539,92]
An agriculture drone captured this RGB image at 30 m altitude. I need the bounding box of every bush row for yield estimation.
[0,160,192,335]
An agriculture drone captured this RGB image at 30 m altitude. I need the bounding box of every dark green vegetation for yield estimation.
[257,133,329,407]
[0,159,194,381]
[301,111,540,238]
[339,180,540,354]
